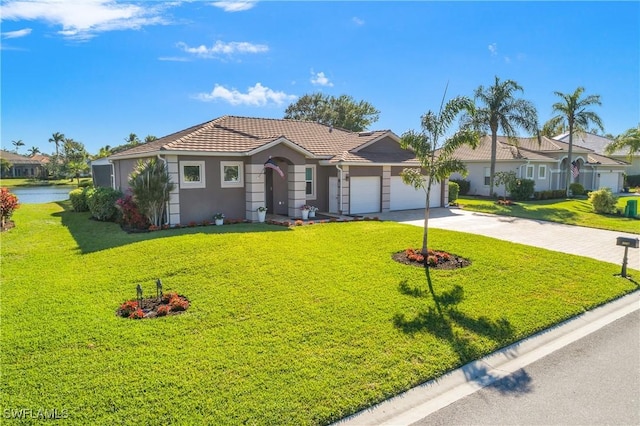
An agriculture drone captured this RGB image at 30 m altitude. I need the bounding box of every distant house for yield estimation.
[554,132,640,177]
[450,135,629,196]
[0,150,47,179]
[106,115,447,224]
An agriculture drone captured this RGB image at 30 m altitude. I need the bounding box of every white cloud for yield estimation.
[2,28,32,39]
[310,71,333,87]
[210,1,256,12]
[158,56,190,62]
[0,0,169,40]
[488,43,498,56]
[195,83,297,106]
[176,40,268,58]
[352,17,364,26]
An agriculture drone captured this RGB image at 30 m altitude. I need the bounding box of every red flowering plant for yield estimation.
[129,309,145,319]
[156,305,171,317]
[116,193,150,231]
[0,187,20,228]
[119,300,139,317]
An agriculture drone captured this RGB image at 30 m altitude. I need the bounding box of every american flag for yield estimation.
[264,158,285,178]
[571,161,579,179]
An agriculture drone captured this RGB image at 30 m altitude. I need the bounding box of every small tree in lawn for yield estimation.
[128,158,175,227]
[494,171,517,200]
[400,93,479,256]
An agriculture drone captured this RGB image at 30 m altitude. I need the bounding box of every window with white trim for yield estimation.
[483,167,490,186]
[538,165,547,179]
[221,161,243,188]
[180,161,206,189]
[526,165,535,179]
[305,165,316,199]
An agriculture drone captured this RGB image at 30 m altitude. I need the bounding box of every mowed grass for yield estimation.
[1,202,638,425]
[458,195,640,234]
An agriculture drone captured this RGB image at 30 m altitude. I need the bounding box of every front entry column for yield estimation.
[245,164,266,221]
[288,164,306,218]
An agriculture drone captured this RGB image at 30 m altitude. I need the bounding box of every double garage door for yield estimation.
[349,176,442,214]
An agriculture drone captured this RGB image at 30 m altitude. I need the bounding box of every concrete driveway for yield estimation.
[378,207,640,270]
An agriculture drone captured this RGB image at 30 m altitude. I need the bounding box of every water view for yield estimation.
[11,186,73,204]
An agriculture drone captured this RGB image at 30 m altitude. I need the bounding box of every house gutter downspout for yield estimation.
[336,164,344,214]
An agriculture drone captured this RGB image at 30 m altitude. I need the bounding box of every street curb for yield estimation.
[335,290,640,426]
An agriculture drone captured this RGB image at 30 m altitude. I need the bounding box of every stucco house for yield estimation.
[0,150,47,179]
[554,132,640,177]
[450,135,629,196]
[106,116,446,224]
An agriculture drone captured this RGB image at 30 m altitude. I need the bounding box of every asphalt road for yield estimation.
[411,310,640,426]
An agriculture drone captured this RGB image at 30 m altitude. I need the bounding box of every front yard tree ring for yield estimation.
[393,248,471,269]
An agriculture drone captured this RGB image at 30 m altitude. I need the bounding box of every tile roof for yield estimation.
[0,150,45,165]
[554,132,633,157]
[110,115,407,163]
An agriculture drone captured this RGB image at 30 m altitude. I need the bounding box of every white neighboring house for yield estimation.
[450,135,629,196]
[554,132,640,179]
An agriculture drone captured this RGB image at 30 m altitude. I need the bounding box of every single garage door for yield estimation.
[598,173,620,192]
[390,176,441,210]
[350,176,381,214]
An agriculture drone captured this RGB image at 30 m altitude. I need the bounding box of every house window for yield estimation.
[221,161,243,188]
[305,165,316,199]
[484,167,490,186]
[539,165,547,179]
[180,161,205,189]
[526,165,535,179]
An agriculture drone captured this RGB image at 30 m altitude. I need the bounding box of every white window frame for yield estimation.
[180,161,206,189]
[220,161,244,188]
[483,167,490,186]
[538,165,547,179]
[305,165,316,200]
[525,165,535,179]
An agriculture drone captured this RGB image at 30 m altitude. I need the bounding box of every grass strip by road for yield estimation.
[1,202,637,425]
[458,195,640,234]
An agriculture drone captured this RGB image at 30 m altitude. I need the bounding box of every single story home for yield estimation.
[0,150,47,179]
[450,135,629,196]
[106,116,446,224]
[554,132,640,177]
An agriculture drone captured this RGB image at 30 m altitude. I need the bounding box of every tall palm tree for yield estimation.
[605,126,640,160]
[144,135,158,143]
[11,140,24,153]
[49,132,64,157]
[545,87,603,195]
[124,133,141,146]
[400,92,479,255]
[466,77,539,198]
[27,146,41,157]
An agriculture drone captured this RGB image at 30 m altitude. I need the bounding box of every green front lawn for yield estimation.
[458,195,640,234]
[1,202,638,425]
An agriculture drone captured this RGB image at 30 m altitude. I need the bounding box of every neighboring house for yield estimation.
[450,135,629,196]
[554,131,640,177]
[0,150,47,179]
[107,115,445,224]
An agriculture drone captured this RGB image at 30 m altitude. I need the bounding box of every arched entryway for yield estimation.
[264,157,291,215]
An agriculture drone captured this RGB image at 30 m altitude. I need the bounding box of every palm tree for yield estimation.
[11,140,24,153]
[94,145,113,159]
[124,133,141,146]
[49,132,64,157]
[144,135,158,143]
[400,92,479,255]
[605,126,640,160]
[545,87,603,195]
[465,77,539,198]
[27,146,41,157]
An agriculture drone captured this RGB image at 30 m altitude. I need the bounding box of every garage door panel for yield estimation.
[598,173,619,192]
[350,177,381,214]
[390,176,441,210]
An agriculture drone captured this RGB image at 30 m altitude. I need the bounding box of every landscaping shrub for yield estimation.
[116,193,150,230]
[448,181,460,203]
[450,178,470,195]
[69,188,89,212]
[78,180,93,188]
[86,187,122,221]
[588,188,618,214]
[0,187,20,227]
[569,183,585,196]
[509,179,535,201]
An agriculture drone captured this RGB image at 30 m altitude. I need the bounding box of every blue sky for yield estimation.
[1,0,638,156]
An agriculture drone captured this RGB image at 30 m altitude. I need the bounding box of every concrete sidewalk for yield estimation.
[378,207,640,270]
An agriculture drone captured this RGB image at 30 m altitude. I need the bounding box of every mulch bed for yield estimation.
[117,293,190,319]
[392,248,471,269]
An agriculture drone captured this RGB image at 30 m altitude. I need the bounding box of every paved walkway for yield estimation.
[378,207,640,270]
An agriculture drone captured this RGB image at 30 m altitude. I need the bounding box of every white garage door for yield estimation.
[598,173,620,192]
[350,176,381,214]
[390,176,441,210]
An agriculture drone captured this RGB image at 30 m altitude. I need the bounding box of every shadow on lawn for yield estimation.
[53,201,291,254]
[394,268,531,395]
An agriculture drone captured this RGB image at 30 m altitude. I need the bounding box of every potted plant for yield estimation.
[308,206,318,218]
[213,212,225,226]
[300,205,310,220]
[256,206,267,223]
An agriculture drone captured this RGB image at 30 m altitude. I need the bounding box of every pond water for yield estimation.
[10,186,74,204]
